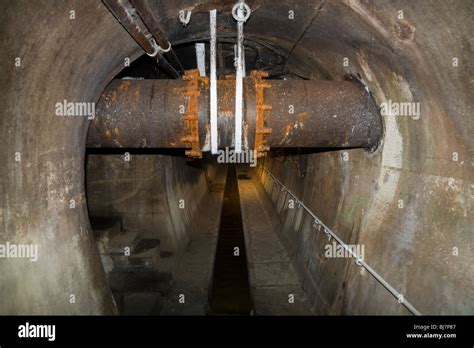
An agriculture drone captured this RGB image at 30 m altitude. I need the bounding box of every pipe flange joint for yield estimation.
[181,69,209,158]
[252,70,272,158]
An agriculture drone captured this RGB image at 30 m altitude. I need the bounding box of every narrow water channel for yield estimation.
[208,165,252,315]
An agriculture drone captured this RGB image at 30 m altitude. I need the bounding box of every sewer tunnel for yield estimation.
[0,0,472,316]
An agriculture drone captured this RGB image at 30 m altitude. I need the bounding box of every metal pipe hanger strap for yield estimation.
[102,0,182,79]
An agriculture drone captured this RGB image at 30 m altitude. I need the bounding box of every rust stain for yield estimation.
[117,80,130,94]
[217,80,235,102]
[295,112,309,121]
[280,122,296,146]
[181,69,208,158]
[252,70,272,158]
[114,127,120,137]
[394,19,415,41]
[292,111,309,130]
[280,112,309,145]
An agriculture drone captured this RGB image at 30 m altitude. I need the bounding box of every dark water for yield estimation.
[208,165,252,315]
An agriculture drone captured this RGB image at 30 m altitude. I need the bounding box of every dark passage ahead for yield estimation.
[208,165,252,315]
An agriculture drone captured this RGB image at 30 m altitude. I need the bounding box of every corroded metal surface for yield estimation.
[87,76,383,151]
[130,0,184,75]
[103,0,181,78]
[264,80,383,150]
[102,0,156,55]
[252,70,272,157]
[87,79,188,148]
[1,0,472,318]
[182,69,208,158]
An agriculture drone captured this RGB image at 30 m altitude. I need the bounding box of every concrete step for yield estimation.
[237,167,314,315]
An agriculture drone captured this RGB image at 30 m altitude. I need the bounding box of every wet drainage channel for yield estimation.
[208,165,252,315]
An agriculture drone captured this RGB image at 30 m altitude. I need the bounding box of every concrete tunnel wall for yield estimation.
[0,0,472,314]
[0,0,142,314]
[86,155,216,256]
[250,1,473,315]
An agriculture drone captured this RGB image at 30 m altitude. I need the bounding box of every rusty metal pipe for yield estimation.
[102,0,155,54]
[264,80,383,149]
[87,78,383,151]
[102,0,181,79]
[130,0,185,75]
